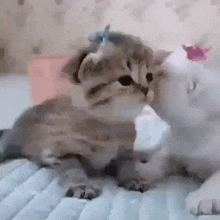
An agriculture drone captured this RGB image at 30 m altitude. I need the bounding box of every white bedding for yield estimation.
[0,73,219,219]
[0,159,201,220]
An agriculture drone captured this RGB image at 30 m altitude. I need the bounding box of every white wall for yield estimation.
[1,0,220,73]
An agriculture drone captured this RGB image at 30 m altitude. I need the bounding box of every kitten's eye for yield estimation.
[146,72,153,82]
[118,75,134,86]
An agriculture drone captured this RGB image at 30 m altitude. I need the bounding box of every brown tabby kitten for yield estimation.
[1,26,169,199]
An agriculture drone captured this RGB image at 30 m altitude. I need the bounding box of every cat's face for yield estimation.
[61,41,167,122]
[152,46,220,127]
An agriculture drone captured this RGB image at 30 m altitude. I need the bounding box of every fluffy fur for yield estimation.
[0,27,169,199]
[135,46,220,215]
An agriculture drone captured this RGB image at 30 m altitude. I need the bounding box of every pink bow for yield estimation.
[182,45,212,63]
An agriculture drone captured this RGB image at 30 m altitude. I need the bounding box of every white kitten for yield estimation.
[136,45,220,216]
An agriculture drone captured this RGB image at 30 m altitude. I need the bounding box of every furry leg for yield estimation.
[187,170,220,215]
[54,157,102,200]
[117,151,150,192]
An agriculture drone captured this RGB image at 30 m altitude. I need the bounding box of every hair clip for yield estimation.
[182,44,212,63]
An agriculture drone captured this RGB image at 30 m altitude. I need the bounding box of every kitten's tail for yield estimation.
[0,129,26,163]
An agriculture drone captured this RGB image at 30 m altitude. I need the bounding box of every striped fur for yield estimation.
[1,28,169,199]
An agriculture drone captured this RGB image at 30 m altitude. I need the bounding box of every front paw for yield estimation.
[66,184,101,200]
[186,189,220,215]
[118,178,150,192]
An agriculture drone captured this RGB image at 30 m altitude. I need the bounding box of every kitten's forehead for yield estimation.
[78,51,129,82]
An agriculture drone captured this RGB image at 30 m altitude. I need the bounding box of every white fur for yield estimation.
[136,46,220,215]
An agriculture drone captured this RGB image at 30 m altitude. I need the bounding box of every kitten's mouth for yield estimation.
[142,89,154,104]
[134,84,149,96]
[142,97,148,102]
[141,95,152,103]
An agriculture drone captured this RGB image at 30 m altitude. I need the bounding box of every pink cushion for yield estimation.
[29,55,72,104]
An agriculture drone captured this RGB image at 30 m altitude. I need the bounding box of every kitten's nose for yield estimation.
[141,87,149,96]
[134,84,149,96]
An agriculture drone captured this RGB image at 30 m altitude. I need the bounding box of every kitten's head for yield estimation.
[61,27,169,122]
[152,45,220,127]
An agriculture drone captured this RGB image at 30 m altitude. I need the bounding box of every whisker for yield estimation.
[87,83,108,98]
[91,98,112,108]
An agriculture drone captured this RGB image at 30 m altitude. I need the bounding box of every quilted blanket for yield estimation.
[0,158,207,220]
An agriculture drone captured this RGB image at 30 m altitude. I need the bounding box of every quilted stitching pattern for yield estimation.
[0,159,203,220]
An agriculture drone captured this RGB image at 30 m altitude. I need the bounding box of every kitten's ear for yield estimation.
[182,44,193,52]
[88,24,110,44]
[60,46,97,84]
[153,50,172,65]
[104,24,110,34]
